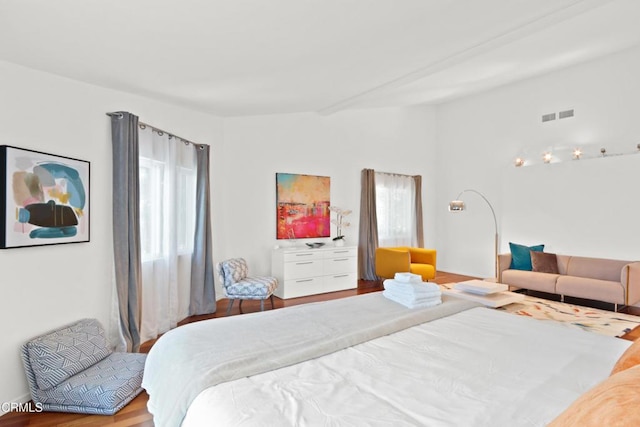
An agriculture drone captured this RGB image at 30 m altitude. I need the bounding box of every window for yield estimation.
[138,126,198,342]
[375,172,417,247]
[139,157,165,261]
[138,139,196,261]
[176,167,196,253]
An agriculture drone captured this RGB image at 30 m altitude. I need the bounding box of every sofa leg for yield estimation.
[615,303,618,313]
[560,295,564,303]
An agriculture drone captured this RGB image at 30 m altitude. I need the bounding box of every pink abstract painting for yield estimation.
[276,173,330,239]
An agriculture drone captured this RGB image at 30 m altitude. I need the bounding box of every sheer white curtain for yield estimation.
[375,172,417,247]
[138,126,197,343]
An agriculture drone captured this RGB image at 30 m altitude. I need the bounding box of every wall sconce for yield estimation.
[514,157,525,167]
[600,148,607,157]
[543,152,552,163]
[572,148,582,160]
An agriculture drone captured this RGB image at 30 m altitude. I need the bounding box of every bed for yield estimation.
[142,292,631,427]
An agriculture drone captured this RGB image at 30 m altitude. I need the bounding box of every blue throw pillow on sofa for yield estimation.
[509,242,545,271]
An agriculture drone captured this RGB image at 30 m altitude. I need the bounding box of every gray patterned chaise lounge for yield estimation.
[21,318,146,415]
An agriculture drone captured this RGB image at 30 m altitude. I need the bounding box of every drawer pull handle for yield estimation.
[333,250,349,254]
[296,253,313,256]
[334,258,348,262]
[333,274,349,278]
[296,261,313,265]
[296,279,314,283]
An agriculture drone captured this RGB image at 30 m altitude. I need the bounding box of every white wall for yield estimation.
[0,61,437,407]
[0,60,223,409]
[11,37,640,412]
[221,106,438,283]
[436,45,640,278]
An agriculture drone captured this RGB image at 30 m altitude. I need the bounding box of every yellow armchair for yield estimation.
[375,247,437,281]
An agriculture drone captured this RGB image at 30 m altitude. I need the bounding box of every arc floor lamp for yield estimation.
[448,189,498,279]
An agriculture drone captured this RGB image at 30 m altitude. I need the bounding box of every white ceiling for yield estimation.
[1,0,639,117]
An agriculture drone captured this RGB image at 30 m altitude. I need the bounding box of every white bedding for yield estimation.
[182,307,630,427]
[143,292,479,426]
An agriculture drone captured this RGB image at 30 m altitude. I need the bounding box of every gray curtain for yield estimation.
[358,169,379,280]
[189,145,216,315]
[110,112,142,352]
[414,175,425,248]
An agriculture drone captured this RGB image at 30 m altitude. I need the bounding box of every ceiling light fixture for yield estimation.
[543,152,552,163]
[572,148,582,160]
[514,157,524,167]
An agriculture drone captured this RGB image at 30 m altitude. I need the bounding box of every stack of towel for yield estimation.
[382,272,442,309]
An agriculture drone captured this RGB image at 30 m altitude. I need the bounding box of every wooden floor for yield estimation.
[3,270,637,426]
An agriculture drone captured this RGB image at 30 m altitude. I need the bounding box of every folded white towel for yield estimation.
[384,285,441,301]
[394,272,423,283]
[383,290,442,309]
[387,288,442,300]
[383,289,441,304]
[383,279,441,295]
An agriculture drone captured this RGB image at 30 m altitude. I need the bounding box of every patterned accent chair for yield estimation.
[216,258,278,315]
[21,318,146,415]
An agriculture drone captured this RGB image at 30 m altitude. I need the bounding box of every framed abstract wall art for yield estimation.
[0,146,90,249]
[276,173,330,240]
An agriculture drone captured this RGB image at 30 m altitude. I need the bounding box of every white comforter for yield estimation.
[143,292,479,426]
[182,307,630,427]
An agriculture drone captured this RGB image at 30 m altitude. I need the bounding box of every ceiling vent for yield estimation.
[542,113,556,122]
[559,109,574,119]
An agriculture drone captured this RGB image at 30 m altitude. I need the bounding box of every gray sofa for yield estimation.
[498,253,640,311]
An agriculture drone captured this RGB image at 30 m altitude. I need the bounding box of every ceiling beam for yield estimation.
[317,0,616,115]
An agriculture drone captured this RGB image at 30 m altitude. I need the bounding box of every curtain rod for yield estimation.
[375,170,420,178]
[106,112,207,148]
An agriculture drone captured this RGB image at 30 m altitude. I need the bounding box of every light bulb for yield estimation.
[572,148,582,159]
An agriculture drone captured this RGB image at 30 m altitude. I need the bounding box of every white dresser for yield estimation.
[271,245,358,299]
